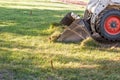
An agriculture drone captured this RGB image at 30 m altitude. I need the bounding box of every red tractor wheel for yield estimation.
[104,15,120,35]
[96,9,120,41]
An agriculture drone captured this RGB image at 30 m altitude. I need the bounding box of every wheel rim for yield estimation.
[104,15,120,35]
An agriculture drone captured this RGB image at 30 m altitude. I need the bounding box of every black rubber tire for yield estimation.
[96,9,120,41]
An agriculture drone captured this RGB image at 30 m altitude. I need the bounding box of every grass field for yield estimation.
[0,0,120,80]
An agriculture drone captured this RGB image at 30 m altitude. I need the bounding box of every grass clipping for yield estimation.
[49,23,64,42]
[80,37,100,49]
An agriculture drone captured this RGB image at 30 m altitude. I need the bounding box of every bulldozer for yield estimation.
[57,0,120,43]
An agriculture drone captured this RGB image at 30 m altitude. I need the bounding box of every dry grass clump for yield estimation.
[48,22,64,42]
[49,31,61,42]
[80,37,100,49]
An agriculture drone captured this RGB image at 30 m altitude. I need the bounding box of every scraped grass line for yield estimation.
[0,0,120,80]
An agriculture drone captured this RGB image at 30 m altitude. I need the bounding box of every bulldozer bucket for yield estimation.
[57,19,91,42]
[57,12,120,44]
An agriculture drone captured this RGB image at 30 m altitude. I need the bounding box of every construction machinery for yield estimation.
[58,0,120,42]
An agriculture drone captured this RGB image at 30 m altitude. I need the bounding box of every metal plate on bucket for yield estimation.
[58,19,90,42]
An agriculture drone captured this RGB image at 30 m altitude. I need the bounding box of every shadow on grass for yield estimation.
[0,48,120,80]
[53,59,120,80]
[0,48,48,80]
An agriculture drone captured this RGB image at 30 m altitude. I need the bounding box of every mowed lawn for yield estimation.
[0,0,120,80]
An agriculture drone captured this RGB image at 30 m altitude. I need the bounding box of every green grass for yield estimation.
[0,0,120,80]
